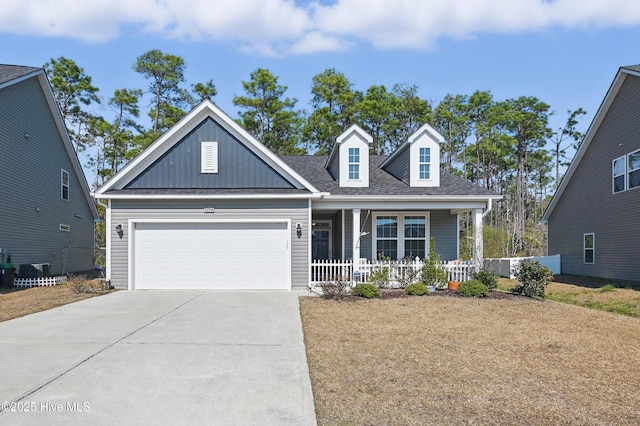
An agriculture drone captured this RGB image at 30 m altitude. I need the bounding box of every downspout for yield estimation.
[482,198,493,218]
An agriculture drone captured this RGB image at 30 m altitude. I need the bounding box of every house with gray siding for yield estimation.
[543,65,640,282]
[0,64,100,276]
[95,100,500,290]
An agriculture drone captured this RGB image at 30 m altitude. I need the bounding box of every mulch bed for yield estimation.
[379,288,524,300]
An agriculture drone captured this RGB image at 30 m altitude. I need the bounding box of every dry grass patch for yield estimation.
[301,296,640,425]
[0,281,111,322]
[498,276,640,318]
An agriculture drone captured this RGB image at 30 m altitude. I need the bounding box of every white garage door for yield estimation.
[133,221,290,290]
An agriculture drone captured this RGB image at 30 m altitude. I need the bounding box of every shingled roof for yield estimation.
[0,64,41,85]
[280,155,498,197]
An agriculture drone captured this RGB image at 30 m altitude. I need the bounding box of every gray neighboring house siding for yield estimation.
[109,199,309,289]
[547,70,640,281]
[0,71,97,275]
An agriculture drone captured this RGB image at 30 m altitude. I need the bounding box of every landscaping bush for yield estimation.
[404,282,429,296]
[352,283,381,299]
[473,269,498,290]
[457,279,489,297]
[421,238,448,289]
[66,275,108,294]
[318,280,351,301]
[511,260,553,299]
[368,267,390,288]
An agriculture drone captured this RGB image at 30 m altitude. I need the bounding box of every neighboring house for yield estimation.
[543,65,640,282]
[94,100,500,290]
[0,64,100,276]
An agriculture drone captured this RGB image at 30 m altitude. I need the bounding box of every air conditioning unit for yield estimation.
[19,263,51,278]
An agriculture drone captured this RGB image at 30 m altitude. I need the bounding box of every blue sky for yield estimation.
[3,0,640,176]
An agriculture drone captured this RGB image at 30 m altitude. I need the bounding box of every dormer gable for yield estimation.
[381,123,443,187]
[325,124,373,188]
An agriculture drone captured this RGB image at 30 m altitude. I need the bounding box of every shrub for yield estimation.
[318,280,351,301]
[421,238,449,289]
[67,275,108,294]
[352,283,381,298]
[599,284,617,293]
[368,267,390,288]
[457,279,489,297]
[473,269,498,290]
[511,260,553,299]
[404,282,429,296]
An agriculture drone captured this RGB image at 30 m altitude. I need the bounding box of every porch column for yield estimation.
[473,208,483,268]
[352,208,361,272]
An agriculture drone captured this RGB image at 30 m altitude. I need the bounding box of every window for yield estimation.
[404,216,426,258]
[613,156,626,193]
[348,147,360,180]
[375,214,428,260]
[419,147,431,180]
[61,169,69,201]
[59,224,70,232]
[584,233,594,264]
[628,150,640,189]
[201,141,218,173]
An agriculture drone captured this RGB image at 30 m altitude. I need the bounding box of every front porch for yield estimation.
[310,206,486,285]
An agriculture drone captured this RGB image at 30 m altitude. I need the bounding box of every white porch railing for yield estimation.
[311,259,478,287]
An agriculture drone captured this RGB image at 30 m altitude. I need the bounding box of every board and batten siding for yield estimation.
[548,74,640,281]
[109,199,309,289]
[0,75,95,274]
[126,117,294,189]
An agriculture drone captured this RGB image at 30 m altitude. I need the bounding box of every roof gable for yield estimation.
[125,117,295,189]
[96,100,319,195]
[543,65,640,221]
[0,65,99,220]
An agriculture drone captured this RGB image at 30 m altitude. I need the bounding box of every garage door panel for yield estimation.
[133,222,290,290]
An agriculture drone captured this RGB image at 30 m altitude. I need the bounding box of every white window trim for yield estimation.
[418,147,431,180]
[372,212,431,260]
[201,141,218,174]
[348,147,360,181]
[61,169,69,201]
[583,232,595,264]
[627,149,640,191]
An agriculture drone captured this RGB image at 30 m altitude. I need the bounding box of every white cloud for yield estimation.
[1,0,640,53]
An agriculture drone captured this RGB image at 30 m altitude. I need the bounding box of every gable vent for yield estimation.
[201,141,218,174]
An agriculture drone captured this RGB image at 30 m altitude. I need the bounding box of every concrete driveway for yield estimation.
[0,291,317,425]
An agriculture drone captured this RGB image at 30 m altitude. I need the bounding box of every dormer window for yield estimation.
[348,147,360,180]
[419,147,431,180]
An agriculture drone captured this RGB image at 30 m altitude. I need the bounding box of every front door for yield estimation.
[312,222,331,259]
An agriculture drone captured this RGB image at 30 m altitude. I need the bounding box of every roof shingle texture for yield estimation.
[0,64,41,85]
[281,155,498,196]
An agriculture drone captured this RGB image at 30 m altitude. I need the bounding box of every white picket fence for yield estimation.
[14,276,67,288]
[311,258,477,287]
[483,254,561,278]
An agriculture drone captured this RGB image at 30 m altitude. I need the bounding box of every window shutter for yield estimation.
[201,141,218,173]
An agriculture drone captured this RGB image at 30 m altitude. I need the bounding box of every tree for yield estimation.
[356,85,397,154]
[434,94,471,174]
[304,69,359,154]
[499,96,552,253]
[44,57,100,152]
[390,83,432,149]
[233,68,304,155]
[133,49,190,136]
[192,80,217,104]
[550,108,586,188]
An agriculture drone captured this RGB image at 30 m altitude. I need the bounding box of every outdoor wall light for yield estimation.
[115,223,124,232]
[296,222,302,238]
